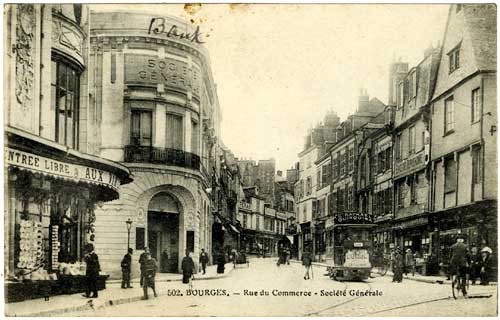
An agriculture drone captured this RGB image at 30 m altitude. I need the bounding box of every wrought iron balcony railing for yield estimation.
[124,145,200,170]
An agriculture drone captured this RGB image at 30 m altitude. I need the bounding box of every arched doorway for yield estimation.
[148,192,180,273]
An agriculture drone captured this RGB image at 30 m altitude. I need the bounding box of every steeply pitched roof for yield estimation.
[463,4,497,71]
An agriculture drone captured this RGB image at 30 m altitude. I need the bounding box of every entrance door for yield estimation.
[147,192,181,273]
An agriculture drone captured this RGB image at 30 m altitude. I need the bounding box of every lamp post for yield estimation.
[126,218,133,251]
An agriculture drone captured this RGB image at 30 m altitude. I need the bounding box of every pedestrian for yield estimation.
[231,248,238,267]
[392,248,404,283]
[139,247,150,288]
[404,248,415,276]
[199,248,209,275]
[160,249,169,273]
[83,243,100,298]
[142,252,158,300]
[216,248,225,274]
[470,244,480,284]
[121,248,133,289]
[182,250,195,285]
[479,247,493,285]
[302,250,312,280]
[449,234,470,291]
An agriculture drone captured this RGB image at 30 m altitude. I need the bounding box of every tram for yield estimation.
[327,212,375,281]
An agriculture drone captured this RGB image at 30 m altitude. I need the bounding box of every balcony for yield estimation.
[124,145,200,170]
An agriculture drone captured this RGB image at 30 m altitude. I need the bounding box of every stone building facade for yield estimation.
[88,11,221,278]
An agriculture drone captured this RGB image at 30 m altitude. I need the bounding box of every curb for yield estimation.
[7,266,235,317]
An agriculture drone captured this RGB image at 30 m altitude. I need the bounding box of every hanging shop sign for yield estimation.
[6,148,120,191]
[124,54,201,97]
[334,211,373,225]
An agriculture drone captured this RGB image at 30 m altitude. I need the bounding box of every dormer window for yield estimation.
[448,44,461,73]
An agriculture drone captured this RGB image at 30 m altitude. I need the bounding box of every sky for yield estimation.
[94,3,450,173]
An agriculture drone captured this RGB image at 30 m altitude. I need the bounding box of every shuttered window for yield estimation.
[166,113,183,150]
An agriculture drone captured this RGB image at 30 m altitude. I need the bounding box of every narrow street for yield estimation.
[66,258,497,317]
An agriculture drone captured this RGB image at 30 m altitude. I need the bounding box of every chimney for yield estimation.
[358,88,369,113]
[388,60,409,106]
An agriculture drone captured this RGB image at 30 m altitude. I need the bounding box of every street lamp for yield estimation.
[126,218,133,251]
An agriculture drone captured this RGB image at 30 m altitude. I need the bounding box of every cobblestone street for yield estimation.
[65,258,497,317]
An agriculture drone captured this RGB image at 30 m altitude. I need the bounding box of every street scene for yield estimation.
[3,2,498,317]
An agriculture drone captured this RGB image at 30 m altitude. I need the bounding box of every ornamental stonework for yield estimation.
[15,4,35,115]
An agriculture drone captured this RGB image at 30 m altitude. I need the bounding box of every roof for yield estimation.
[463,4,497,71]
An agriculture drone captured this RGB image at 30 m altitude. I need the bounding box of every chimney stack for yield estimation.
[358,88,369,113]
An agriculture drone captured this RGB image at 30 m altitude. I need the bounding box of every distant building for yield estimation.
[237,158,276,206]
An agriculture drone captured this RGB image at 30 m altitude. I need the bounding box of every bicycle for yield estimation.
[451,266,469,299]
[371,254,390,276]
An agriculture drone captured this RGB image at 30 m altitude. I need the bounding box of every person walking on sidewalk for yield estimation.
[139,247,150,288]
[392,248,404,283]
[83,243,101,298]
[404,249,416,276]
[142,252,158,300]
[182,251,195,285]
[302,250,312,280]
[121,248,133,289]
[199,248,209,275]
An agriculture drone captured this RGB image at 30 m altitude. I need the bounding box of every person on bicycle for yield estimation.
[449,234,470,294]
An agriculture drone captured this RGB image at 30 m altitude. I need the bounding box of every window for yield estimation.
[317,170,322,190]
[444,96,455,134]
[131,110,152,146]
[306,177,312,195]
[330,192,337,214]
[243,214,248,228]
[166,113,183,149]
[410,70,417,99]
[322,163,331,186]
[408,126,416,154]
[348,148,354,172]
[396,134,402,159]
[52,58,81,149]
[332,156,338,179]
[410,177,417,204]
[472,145,482,185]
[471,88,481,123]
[397,183,404,208]
[398,82,405,108]
[386,147,392,170]
[339,152,345,176]
[448,45,461,73]
[444,158,457,193]
[378,151,386,173]
[347,186,353,210]
[337,188,344,212]
[191,120,199,154]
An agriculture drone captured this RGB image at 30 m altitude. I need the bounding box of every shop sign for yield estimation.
[392,216,428,230]
[124,54,201,96]
[334,211,373,224]
[6,148,121,191]
[325,218,335,230]
[239,201,251,211]
[394,152,425,177]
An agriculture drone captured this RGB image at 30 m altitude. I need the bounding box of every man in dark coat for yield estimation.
[139,247,150,287]
[302,250,312,280]
[392,248,404,283]
[121,248,133,289]
[83,243,100,298]
[182,251,195,284]
[216,248,225,274]
[199,248,209,275]
[142,252,157,299]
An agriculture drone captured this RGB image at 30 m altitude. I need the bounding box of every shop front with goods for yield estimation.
[5,131,132,302]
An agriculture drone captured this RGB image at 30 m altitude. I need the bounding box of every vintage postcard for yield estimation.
[3,2,498,317]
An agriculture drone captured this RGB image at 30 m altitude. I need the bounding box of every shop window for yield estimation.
[51,58,81,150]
[472,145,482,185]
[136,227,145,250]
[471,88,481,124]
[130,110,152,146]
[166,113,184,150]
[444,157,457,193]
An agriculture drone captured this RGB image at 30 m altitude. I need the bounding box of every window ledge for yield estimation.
[443,129,455,137]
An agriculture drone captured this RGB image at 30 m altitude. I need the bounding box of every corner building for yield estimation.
[89,12,219,278]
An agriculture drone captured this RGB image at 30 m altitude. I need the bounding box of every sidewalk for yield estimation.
[290,260,497,286]
[5,263,234,317]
